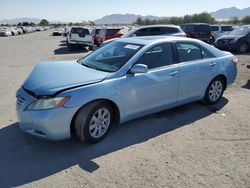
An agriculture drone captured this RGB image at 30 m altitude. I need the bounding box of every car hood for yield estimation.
[217,35,244,40]
[23,60,110,96]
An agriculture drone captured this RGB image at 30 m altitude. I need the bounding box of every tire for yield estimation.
[211,36,215,44]
[238,42,249,54]
[74,101,114,143]
[68,44,74,51]
[89,45,94,51]
[203,77,225,105]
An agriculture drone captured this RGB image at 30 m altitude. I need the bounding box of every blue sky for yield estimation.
[0,0,249,22]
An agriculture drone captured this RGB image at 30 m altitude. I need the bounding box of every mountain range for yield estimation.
[0,17,41,24]
[94,14,165,24]
[1,6,250,24]
[210,7,250,20]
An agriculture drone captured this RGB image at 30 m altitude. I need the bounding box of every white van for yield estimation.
[67,27,94,51]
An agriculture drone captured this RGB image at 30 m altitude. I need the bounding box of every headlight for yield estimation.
[27,96,70,110]
[229,38,238,44]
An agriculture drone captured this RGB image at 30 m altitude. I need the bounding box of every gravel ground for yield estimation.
[0,30,249,188]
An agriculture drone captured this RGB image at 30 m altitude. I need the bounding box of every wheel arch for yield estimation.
[70,98,121,137]
[215,74,227,90]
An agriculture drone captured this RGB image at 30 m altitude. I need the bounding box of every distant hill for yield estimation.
[0,17,41,24]
[211,7,250,20]
[94,14,165,24]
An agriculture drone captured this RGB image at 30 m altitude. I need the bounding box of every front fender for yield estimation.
[58,78,124,122]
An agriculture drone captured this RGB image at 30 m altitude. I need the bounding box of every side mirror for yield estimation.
[131,33,137,37]
[130,64,148,74]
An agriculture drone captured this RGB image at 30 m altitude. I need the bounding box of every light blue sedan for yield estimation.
[16,36,237,143]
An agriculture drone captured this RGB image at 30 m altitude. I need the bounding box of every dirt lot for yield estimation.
[0,30,249,188]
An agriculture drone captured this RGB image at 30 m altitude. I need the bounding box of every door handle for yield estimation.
[169,71,178,76]
[209,62,216,66]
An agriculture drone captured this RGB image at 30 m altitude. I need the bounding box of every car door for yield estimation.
[175,41,218,103]
[122,43,179,120]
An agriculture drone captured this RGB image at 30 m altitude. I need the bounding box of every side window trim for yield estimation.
[131,42,176,71]
[174,41,203,64]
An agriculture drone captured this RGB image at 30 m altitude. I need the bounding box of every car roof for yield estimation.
[117,36,200,45]
[136,25,180,29]
[181,23,210,26]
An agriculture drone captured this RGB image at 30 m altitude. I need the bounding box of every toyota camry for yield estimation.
[16,36,237,143]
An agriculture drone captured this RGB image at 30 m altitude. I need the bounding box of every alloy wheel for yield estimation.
[89,108,111,138]
[208,80,223,102]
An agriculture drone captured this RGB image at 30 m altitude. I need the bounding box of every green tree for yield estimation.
[39,19,49,26]
[242,16,250,24]
[136,17,144,25]
[230,17,240,24]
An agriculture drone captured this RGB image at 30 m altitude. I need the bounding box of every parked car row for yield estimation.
[60,24,249,53]
[0,26,50,37]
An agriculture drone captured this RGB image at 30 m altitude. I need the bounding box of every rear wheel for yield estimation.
[204,77,225,105]
[74,101,114,143]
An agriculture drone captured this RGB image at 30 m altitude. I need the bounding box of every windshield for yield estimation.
[210,26,219,31]
[80,41,143,72]
[221,26,232,31]
[71,27,90,35]
[229,27,250,35]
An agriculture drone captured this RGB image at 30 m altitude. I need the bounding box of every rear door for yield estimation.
[175,41,217,102]
[122,43,179,119]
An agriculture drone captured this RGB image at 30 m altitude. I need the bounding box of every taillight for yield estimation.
[232,57,238,65]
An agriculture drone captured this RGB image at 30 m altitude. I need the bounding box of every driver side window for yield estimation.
[136,43,174,69]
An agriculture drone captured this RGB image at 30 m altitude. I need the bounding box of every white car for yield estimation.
[53,28,64,36]
[10,28,19,35]
[102,25,187,46]
[210,25,233,42]
[66,27,94,51]
[0,28,12,37]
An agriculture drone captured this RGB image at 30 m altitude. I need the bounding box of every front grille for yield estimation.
[218,39,230,45]
[16,95,26,110]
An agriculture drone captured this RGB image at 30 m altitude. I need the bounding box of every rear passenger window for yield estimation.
[149,27,161,35]
[160,27,179,34]
[135,28,149,36]
[176,42,202,62]
[201,47,215,59]
[136,43,174,69]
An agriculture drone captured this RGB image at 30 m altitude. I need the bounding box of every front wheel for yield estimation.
[74,101,114,143]
[238,42,249,53]
[203,77,225,105]
[88,45,94,51]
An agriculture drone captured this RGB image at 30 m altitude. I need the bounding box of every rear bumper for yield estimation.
[69,40,94,46]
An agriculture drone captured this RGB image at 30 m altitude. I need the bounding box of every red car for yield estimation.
[96,28,123,46]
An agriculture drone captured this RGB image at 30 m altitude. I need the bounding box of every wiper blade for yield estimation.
[76,59,81,64]
[81,62,98,70]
